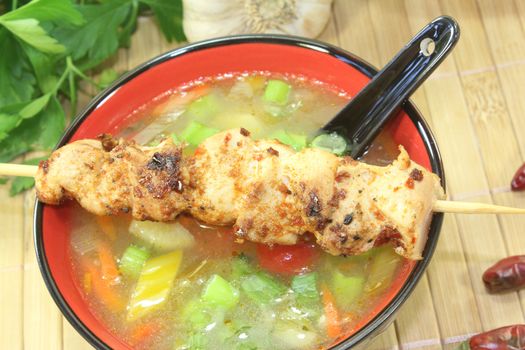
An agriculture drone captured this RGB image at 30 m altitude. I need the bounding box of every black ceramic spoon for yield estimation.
[322,16,460,158]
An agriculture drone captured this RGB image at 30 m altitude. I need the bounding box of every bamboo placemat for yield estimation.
[2,0,525,349]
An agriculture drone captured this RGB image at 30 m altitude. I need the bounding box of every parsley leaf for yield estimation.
[0,131,32,163]
[53,0,132,70]
[0,93,51,142]
[2,0,84,26]
[98,68,121,88]
[34,96,65,148]
[0,18,66,53]
[140,0,186,42]
[0,0,186,195]
[0,29,36,107]
[10,176,35,196]
[0,95,64,162]
[22,43,59,93]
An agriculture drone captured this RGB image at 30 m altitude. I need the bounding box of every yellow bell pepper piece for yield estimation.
[127,250,183,321]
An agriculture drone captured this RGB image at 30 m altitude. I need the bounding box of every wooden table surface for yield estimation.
[2,0,525,349]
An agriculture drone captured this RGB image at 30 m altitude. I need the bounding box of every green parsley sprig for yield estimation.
[0,0,185,195]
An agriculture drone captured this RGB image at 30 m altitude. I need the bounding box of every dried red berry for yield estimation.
[511,163,525,191]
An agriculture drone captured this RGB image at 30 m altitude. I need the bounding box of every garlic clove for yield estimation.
[278,0,332,38]
[184,17,246,43]
[183,0,245,42]
[183,0,334,43]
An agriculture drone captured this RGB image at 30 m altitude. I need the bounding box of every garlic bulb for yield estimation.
[183,0,333,42]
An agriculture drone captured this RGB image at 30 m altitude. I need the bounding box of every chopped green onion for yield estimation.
[264,79,291,105]
[331,270,365,307]
[187,93,220,119]
[127,250,183,321]
[180,121,219,146]
[270,129,307,151]
[119,245,150,278]
[241,272,287,305]
[311,132,348,155]
[291,273,319,305]
[231,254,256,280]
[201,274,239,309]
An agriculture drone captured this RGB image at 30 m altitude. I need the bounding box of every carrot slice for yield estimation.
[130,321,162,346]
[96,216,117,241]
[80,256,124,312]
[83,272,92,294]
[97,241,120,283]
[321,284,342,338]
[187,84,211,99]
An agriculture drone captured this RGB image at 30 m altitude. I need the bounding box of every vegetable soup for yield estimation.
[69,73,405,350]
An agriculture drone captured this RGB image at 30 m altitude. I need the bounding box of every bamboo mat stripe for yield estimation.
[1,0,525,349]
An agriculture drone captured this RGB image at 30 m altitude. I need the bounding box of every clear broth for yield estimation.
[69,73,404,350]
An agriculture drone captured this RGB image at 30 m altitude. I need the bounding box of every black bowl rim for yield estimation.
[33,34,445,350]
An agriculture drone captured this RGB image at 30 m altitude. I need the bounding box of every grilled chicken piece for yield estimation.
[35,128,445,259]
[36,135,189,222]
[187,128,252,225]
[317,147,443,259]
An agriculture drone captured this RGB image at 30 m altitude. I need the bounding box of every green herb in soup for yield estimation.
[69,73,404,350]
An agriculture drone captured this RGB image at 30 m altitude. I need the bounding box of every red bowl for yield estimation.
[34,35,445,350]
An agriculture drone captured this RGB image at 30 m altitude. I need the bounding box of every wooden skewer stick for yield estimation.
[433,200,525,214]
[0,163,38,177]
[0,163,524,215]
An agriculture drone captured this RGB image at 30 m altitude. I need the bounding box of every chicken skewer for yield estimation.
[1,161,522,215]
[1,129,524,260]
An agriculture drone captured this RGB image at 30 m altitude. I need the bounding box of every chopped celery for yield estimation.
[270,129,307,151]
[241,272,286,305]
[331,270,365,308]
[263,79,291,105]
[311,132,347,155]
[183,298,213,329]
[127,250,183,321]
[235,342,259,350]
[186,331,208,349]
[187,93,220,119]
[180,121,219,146]
[291,273,319,305]
[231,254,256,279]
[129,220,195,252]
[202,274,239,309]
[119,245,150,278]
[288,133,307,151]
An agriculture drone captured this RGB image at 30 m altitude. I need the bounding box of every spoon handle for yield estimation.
[323,16,460,158]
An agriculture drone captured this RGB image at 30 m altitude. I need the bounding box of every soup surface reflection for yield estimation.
[69,73,404,350]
